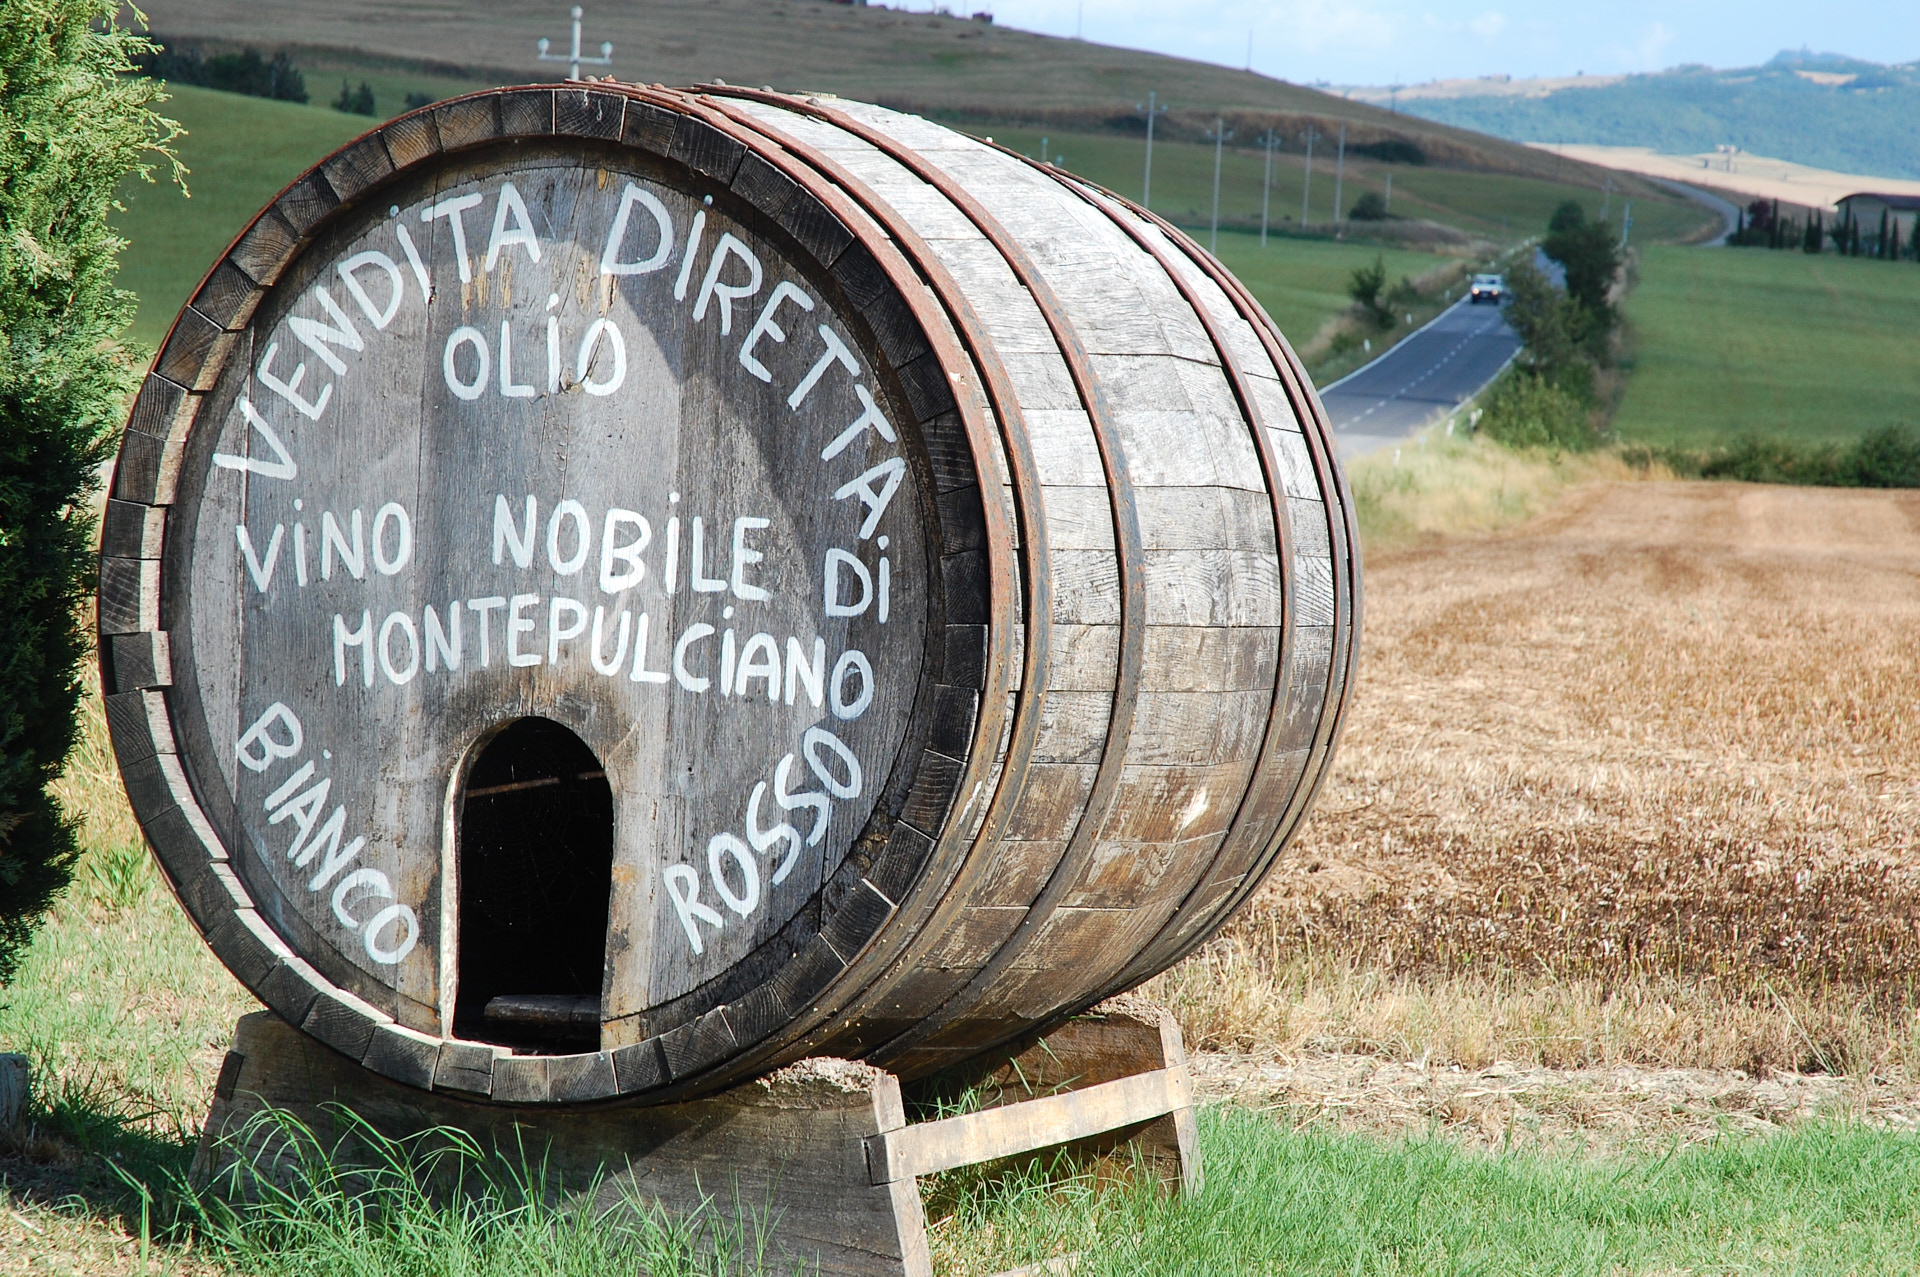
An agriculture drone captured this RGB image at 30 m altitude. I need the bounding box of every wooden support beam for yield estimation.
[192,1000,1199,1277]
[869,1065,1192,1182]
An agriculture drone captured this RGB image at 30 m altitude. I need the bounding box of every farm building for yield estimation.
[1835,191,1920,240]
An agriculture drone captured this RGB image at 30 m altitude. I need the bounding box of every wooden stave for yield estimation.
[697,96,1353,1074]
[102,86,1357,1105]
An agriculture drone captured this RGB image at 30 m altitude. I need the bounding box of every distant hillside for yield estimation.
[132,0,1673,197]
[1371,52,1920,182]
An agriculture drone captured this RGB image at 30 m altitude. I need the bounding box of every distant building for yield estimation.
[1835,192,1920,241]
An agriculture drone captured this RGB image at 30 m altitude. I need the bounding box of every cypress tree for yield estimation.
[0,0,179,980]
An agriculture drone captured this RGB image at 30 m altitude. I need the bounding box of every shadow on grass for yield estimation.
[3,1079,803,1277]
[0,1063,200,1236]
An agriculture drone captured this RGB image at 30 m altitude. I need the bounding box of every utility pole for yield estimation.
[1259,127,1279,246]
[1384,171,1392,213]
[1245,31,1253,72]
[1332,122,1346,232]
[1075,0,1082,39]
[537,6,613,81]
[1300,125,1316,230]
[1040,135,1049,165]
[1620,201,1633,248]
[1207,116,1233,253]
[1136,92,1168,209]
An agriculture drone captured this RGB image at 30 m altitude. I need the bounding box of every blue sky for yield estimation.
[980,1,1920,86]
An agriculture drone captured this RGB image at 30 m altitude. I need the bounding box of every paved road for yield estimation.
[1644,177,1741,245]
[1318,298,1522,460]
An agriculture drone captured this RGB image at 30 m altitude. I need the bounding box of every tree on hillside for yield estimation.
[0,1,178,981]
[1548,199,1587,234]
[1346,254,1392,327]
[1542,204,1623,348]
[1499,260,1593,398]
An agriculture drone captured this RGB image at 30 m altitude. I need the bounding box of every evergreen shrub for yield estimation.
[0,0,177,981]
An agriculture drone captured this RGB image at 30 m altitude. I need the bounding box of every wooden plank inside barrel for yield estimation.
[103,85,1358,1105]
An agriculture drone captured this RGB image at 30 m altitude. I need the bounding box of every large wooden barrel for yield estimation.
[101,86,1357,1104]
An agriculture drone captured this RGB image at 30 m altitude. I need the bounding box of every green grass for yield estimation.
[115,84,371,345]
[941,1107,1920,1276]
[1614,246,1920,448]
[1208,233,1448,348]
[116,85,1710,352]
[986,125,1711,247]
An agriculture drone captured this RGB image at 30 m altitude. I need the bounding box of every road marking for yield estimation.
[1329,313,1511,428]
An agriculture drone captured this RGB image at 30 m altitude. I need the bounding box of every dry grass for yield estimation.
[1344,428,1668,549]
[1151,478,1920,1084]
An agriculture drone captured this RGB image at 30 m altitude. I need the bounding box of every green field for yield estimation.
[1210,232,1460,351]
[940,1108,1920,1276]
[118,83,1714,350]
[116,87,1456,351]
[1614,246,1920,447]
[988,124,1711,248]
[115,85,370,345]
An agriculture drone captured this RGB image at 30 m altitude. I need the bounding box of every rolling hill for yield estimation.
[1356,51,1920,182]
[134,0,1678,195]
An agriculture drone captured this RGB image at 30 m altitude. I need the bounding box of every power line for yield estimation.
[1300,125,1317,230]
[1136,91,1169,210]
[1207,116,1233,253]
[1259,127,1279,247]
[1332,123,1346,233]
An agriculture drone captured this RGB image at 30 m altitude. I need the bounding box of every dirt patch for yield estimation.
[1190,1049,1920,1152]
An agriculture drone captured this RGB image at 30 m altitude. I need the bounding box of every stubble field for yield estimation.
[1155,477,1920,1091]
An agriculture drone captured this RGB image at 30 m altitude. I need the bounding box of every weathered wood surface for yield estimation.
[912,995,1199,1193]
[197,1011,932,1277]
[196,1002,1194,1277]
[107,85,1356,1105]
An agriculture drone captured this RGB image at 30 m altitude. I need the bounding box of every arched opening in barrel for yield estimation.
[453,717,613,1052]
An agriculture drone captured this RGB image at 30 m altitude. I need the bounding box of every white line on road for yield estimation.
[1328,310,1509,427]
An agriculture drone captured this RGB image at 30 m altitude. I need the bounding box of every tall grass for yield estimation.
[165,1107,794,1277]
[1344,423,1663,549]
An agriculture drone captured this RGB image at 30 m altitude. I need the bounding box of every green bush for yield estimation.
[1349,190,1389,221]
[332,79,375,117]
[1686,427,1920,487]
[1346,254,1391,328]
[134,41,308,104]
[1475,371,1597,452]
[0,1,177,982]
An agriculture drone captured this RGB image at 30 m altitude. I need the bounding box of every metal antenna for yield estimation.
[1206,116,1233,253]
[1135,92,1169,209]
[537,6,613,81]
[1258,127,1279,246]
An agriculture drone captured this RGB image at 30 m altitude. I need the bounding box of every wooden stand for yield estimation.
[194,1000,1199,1277]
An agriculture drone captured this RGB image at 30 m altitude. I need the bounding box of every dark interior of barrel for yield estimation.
[453,718,613,1052]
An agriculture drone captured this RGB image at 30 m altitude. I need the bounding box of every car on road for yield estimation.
[1469,273,1505,304]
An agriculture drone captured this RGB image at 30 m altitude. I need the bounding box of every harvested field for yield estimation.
[1153,479,1920,1075]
